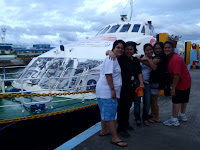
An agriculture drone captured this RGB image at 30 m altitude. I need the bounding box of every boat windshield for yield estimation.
[96,28,104,35]
[141,26,145,33]
[132,24,141,32]
[120,24,131,32]
[100,26,110,34]
[18,57,102,91]
[97,23,146,35]
[107,24,120,33]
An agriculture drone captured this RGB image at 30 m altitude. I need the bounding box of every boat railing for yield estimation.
[0,72,99,94]
[0,66,26,69]
[0,72,99,109]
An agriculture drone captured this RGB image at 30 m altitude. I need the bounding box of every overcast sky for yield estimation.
[0,0,200,47]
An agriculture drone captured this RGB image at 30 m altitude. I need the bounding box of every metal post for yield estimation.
[20,79,23,94]
[1,80,5,93]
[49,78,53,109]
[21,79,25,111]
[2,67,6,79]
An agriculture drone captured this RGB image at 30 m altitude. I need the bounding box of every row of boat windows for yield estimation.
[98,24,145,35]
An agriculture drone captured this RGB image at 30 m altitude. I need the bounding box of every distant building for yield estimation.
[0,43,55,55]
[33,44,51,49]
[13,44,55,55]
[0,43,13,54]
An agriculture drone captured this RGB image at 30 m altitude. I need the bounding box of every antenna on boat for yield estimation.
[59,40,62,45]
[120,0,133,22]
[129,0,133,21]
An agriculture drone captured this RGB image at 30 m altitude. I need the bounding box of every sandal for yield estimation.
[149,118,161,123]
[143,120,150,126]
[111,140,127,147]
[136,120,141,126]
[149,118,155,123]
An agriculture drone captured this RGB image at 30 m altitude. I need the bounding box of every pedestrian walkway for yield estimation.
[71,69,200,150]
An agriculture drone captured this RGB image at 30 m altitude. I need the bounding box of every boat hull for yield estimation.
[0,104,100,150]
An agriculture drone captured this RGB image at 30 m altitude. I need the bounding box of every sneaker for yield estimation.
[163,119,180,126]
[178,114,188,122]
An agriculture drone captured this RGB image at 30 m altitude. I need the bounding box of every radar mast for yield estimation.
[120,0,133,22]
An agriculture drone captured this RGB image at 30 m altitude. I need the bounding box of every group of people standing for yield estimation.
[95,40,191,147]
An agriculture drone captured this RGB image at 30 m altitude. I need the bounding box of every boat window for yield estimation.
[100,26,110,34]
[107,24,120,33]
[96,28,104,35]
[120,24,131,32]
[132,24,141,32]
[141,26,145,33]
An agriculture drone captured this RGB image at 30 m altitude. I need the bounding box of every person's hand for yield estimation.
[108,51,116,60]
[136,55,141,60]
[170,88,176,97]
[111,90,116,99]
[140,57,149,61]
[140,82,144,88]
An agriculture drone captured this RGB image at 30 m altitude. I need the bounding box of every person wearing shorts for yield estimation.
[163,41,191,127]
[149,42,167,123]
[96,40,127,147]
[97,98,118,121]
[172,88,190,104]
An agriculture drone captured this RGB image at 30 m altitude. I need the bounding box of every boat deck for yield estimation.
[58,69,200,150]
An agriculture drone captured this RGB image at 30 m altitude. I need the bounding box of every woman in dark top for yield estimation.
[149,42,167,123]
[107,41,144,138]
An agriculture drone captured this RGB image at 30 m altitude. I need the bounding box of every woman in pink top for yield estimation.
[163,41,191,127]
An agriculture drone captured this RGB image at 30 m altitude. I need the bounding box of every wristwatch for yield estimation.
[111,88,115,90]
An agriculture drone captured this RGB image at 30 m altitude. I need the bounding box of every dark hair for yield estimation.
[164,41,174,48]
[125,41,140,54]
[154,42,164,50]
[153,42,164,53]
[112,39,125,51]
[143,43,153,52]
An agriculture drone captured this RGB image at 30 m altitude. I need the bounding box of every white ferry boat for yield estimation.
[0,1,157,149]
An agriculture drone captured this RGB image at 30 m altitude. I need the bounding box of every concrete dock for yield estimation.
[66,69,200,150]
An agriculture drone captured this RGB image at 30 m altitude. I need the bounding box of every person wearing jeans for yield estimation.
[142,82,151,121]
[137,43,157,126]
[134,82,150,124]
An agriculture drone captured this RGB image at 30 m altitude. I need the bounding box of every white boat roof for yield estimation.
[39,20,156,60]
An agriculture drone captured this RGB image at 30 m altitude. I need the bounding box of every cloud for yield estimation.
[0,0,200,46]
